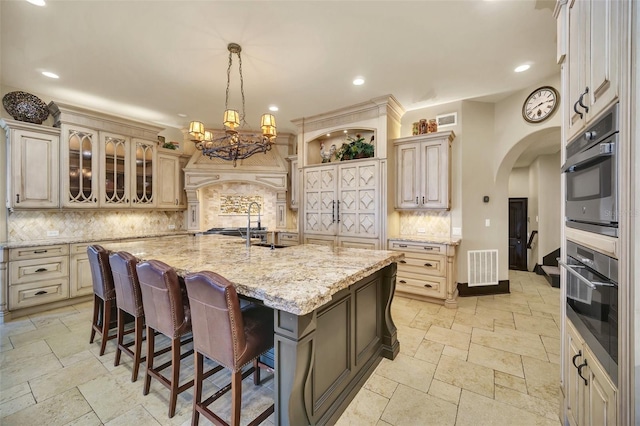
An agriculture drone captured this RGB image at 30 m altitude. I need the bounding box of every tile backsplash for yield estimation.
[201,183,278,229]
[7,210,185,242]
[399,210,451,237]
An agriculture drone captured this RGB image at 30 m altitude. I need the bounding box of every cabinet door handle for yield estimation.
[416,197,419,205]
[332,200,336,223]
[35,268,48,273]
[399,280,407,284]
[16,194,20,204]
[424,263,433,267]
[94,198,97,202]
[34,250,48,254]
[577,360,588,386]
[175,199,178,205]
[399,244,408,248]
[422,196,425,204]
[573,100,583,119]
[399,260,407,264]
[424,284,433,288]
[578,87,589,113]
[192,210,195,222]
[35,290,48,296]
[572,350,582,368]
[423,247,434,251]
[337,200,340,223]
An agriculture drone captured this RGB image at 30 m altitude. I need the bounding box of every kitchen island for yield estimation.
[102,234,401,425]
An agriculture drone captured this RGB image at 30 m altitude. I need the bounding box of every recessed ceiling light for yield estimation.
[353,77,365,86]
[177,113,187,117]
[343,130,348,133]
[269,105,279,112]
[514,64,530,73]
[326,133,331,137]
[42,71,59,79]
[26,0,46,6]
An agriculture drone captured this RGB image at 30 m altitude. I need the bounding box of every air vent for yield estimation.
[467,250,498,286]
[436,112,457,128]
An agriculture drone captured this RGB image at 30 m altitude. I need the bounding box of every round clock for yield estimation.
[522,86,559,123]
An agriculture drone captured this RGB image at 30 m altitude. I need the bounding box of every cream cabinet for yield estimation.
[303,159,380,248]
[566,0,620,142]
[69,242,106,298]
[388,239,458,308]
[565,319,617,426]
[277,232,299,247]
[287,156,299,210]
[2,119,60,209]
[394,131,454,210]
[8,245,70,310]
[50,102,165,210]
[156,150,186,209]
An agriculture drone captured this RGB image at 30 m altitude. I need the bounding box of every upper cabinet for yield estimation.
[49,102,176,210]
[393,131,454,210]
[566,0,619,142]
[2,118,60,209]
[156,149,188,209]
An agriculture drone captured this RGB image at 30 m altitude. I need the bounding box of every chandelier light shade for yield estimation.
[188,43,276,166]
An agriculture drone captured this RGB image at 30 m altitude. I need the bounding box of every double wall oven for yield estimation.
[561,102,620,384]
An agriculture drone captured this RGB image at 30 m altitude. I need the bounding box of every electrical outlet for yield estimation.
[168,224,176,230]
[417,228,426,233]
[452,227,462,236]
[47,230,59,237]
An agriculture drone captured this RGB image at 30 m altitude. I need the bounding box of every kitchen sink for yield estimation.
[251,243,287,249]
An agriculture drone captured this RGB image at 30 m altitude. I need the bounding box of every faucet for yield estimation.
[246,201,261,247]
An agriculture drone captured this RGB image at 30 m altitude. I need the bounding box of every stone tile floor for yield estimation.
[0,270,562,425]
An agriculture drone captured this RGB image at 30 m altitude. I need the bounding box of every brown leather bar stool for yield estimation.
[109,251,149,382]
[184,270,274,426]
[135,259,197,418]
[87,244,117,356]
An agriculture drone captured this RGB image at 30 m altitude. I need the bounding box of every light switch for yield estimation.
[485,219,490,227]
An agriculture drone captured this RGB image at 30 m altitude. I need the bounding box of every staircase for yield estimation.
[537,248,560,288]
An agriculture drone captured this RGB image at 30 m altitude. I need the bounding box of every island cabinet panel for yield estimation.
[274,267,393,426]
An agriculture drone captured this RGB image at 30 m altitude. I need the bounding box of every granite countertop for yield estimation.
[388,236,462,246]
[0,231,193,249]
[102,234,403,316]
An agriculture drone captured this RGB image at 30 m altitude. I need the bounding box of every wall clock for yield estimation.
[522,86,559,123]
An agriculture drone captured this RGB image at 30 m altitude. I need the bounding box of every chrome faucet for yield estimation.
[246,201,261,247]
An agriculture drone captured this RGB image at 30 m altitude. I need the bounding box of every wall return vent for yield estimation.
[467,250,499,286]
[436,112,457,128]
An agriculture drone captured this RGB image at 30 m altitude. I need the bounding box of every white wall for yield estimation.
[535,152,561,264]
[509,168,529,198]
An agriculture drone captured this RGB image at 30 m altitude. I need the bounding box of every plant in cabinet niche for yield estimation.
[336,134,375,161]
[162,141,178,150]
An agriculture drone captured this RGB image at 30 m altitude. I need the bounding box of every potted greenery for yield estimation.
[335,134,375,161]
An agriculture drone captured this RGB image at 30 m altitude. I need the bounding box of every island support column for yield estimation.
[273,264,399,425]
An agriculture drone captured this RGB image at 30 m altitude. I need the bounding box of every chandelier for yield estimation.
[188,43,276,167]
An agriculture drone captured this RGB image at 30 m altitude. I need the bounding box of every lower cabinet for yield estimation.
[565,319,617,426]
[304,235,380,250]
[277,232,299,247]
[8,245,70,310]
[388,239,458,307]
[69,242,109,298]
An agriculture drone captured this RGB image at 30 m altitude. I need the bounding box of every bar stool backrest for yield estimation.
[184,271,247,371]
[87,245,115,301]
[136,259,189,338]
[109,251,144,317]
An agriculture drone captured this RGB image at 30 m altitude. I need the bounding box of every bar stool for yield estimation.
[87,244,117,356]
[135,259,199,418]
[109,251,148,382]
[184,270,274,426]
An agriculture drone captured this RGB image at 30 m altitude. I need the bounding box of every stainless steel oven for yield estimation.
[559,241,618,384]
[563,103,618,237]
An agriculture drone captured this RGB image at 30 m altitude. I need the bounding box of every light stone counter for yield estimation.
[0,231,193,249]
[388,235,461,246]
[102,234,403,316]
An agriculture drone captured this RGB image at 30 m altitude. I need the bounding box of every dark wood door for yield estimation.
[509,198,528,271]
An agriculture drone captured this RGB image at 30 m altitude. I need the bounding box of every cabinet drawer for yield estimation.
[9,244,69,261]
[9,279,70,310]
[70,241,111,255]
[396,272,446,299]
[278,233,299,244]
[389,241,445,254]
[397,253,445,277]
[9,256,69,284]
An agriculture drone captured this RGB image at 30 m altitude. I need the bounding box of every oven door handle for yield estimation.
[562,147,613,173]
[558,260,617,289]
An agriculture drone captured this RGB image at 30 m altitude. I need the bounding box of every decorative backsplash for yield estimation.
[399,210,451,237]
[201,183,277,229]
[6,210,185,242]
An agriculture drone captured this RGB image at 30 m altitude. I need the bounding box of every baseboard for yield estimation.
[457,280,510,296]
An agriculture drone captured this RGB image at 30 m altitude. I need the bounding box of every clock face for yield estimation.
[522,86,559,123]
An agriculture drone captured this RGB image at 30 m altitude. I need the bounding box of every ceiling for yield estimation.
[1,0,559,138]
